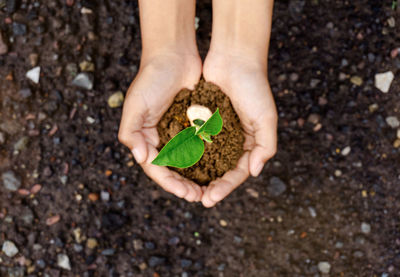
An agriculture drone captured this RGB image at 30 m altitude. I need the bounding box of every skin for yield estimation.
[119,0,277,207]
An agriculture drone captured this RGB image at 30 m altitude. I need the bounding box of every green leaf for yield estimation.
[193,119,205,126]
[200,133,213,143]
[152,126,204,168]
[196,108,223,136]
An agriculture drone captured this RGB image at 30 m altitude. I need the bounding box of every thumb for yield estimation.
[249,113,278,177]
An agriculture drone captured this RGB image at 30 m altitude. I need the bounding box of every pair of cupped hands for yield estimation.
[118,50,277,207]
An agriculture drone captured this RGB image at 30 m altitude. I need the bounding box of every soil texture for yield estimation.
[0,0,399,276]
[158,80,244,185]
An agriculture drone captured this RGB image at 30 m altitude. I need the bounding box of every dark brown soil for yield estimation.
[158,80,244,185]
[1,1,400,276]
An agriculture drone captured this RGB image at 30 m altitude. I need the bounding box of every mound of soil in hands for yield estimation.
[158,80,244,185]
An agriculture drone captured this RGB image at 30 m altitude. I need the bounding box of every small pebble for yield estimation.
[107,91,124,108]
[308,207,317,218]
[79,60,95,72]
[46,215,60,226]
[12,22,27,36]
[334,169,342,177]
[26,67,40,84]
[369,103,379,113]
[341,146,351,156]
[57,254,71,270]
[268,177,287,197]
[387,17,395,28]
[350,76,363,86]
[246,188,259,198]
[86,116,95,124]
[72,73,93,90]
[101,191,110,201]
[148,256,165,267]
[88,193,99,201]
[219,219,228,227]
[86,238,98,249]
[375,71,394,93]
[29,53,39,67]
[361,222,371,234]
[168,237,180,246]
[318,261,331,274]
[101,248,115,256]
[386,116,399,128]
[2,240,19,257]
[2,170,21,191]
[393,139,400,148]
[195,17,200,30]
[19,88,32,99]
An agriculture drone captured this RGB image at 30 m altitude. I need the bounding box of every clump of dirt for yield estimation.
[158,80,244,185]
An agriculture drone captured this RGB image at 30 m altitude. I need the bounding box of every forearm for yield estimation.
[139,0,198,60]
[210,0,274,67]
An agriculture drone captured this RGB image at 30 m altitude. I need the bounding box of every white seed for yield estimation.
[186,105,212,127]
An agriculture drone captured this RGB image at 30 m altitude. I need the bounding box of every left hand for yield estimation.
[200,52,278,207]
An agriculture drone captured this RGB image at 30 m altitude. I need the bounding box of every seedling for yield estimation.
[152,108,223,168]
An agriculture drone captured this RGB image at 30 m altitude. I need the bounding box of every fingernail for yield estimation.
[132,148,145,163]
[253,162,264,177]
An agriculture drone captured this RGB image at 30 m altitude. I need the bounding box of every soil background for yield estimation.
[158,80,244,185]
[1,0,400,276]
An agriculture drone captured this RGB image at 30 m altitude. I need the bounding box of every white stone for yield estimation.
[308,207,317,218]
[57,254,71,270]
[86,116,95,124]
[195,17,200,30]
[341,146,351,156]
[186,105,212,127]
[361,222,371,234]
[318,261,331,274]
[26,66,40,84]
[2,240,19,257]
[375,71,394,93]
[386,116,400,128]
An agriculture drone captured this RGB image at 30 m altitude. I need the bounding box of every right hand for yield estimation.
[118,52,203,202]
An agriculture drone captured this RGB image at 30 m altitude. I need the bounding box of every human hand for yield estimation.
[118,53,204,202]
[201,52,278,207]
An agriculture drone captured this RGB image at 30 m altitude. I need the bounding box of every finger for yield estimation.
[142,128,159,147]
[141,146,202,200]
[118,90,148,164]
[249,114,277,177]
[201,152,250,208]
[182,180,200,202]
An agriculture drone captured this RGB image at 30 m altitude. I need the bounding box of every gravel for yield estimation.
[108,91,124,108]
[386,116,400,128]
[2,170,21,191]
[268,177,287,196]
[26,67,41,84]
[318,261,331,274]
[148,256,165,267]
[72,73,93,90]
[375,71,394,93]
[361,222,371,234]
[2,240,19,257]
[57,254,71,270]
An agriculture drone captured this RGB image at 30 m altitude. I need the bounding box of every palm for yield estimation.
[200,54,278,207]
[119,54,203,202]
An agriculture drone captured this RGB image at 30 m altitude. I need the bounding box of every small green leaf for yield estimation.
[200,133,213,143]
[196,108,223,136]
[152,126,204,168]
[193,119,205,126]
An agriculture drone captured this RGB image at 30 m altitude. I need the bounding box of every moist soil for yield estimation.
[158,80,244,185]
[1,1,400,276]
